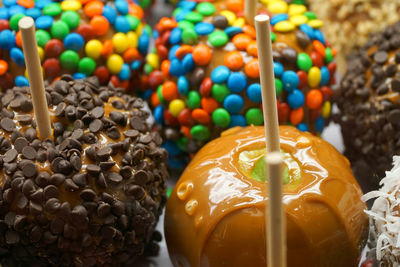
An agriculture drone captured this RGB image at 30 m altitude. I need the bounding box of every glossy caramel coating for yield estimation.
[165,126,367,267]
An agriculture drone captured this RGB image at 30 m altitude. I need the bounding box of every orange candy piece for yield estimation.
[0,60,8,76]
[290,107,304,125]
[246,41,258,57]
[129,3,144,20]
[123,47,140,63]
[201,97,218,114]
[192,108,211,124]
[193,44,212,66]
[245,59,259,78]
[176,45,193,60]
[224,51,244,71]
[312,40,325,57]
[17,0,34,8]
[162,81,179,101]
[181,126,192,139]
[226,0,243,12]
[151,92,160,107]
[90,15,110,36]
[306,89,323,109]
[15,31,22,47]
[84,1,104,18]
[159,18,178,30]
[161,60,170,77]
[243,25,256,39]
[232,33,252,51]
[101,40,114,58]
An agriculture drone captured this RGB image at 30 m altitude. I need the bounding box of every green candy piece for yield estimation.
[187,91,201,109]
[212,108,230,127]
[178,20,195,30]
[139,0,151,9]
[251,156,290,184]
[10,13,25,31]
[325,47,333,63]
[196,2,216,16]
[293,0,306,4]
[157,84,164,103]
[181,28,198,45]
[297,53,312,71]
[36,30,51,48]
[304,11,317,20]
[173,8,182,17]
[209,30,228,47]
[177,137,188,152]
[61,11,80,29]
[166,187,173,199]
[245,108,263,125]
[271,32,276,43]
[78,57,96,76]
[275,78,283,96]
[43,3,62,17]
[51,21,69,40]
[185,12,203,24]
[191,125,210,141]
[212,84,229,102]
[144,24,152,36]
[144,63,153,74]
[126,15,140,30]
[60,50,79,70]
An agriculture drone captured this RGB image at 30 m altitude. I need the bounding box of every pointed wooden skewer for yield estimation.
[19,16,52,139]
[255,14,287,267]
[245,0,257,26]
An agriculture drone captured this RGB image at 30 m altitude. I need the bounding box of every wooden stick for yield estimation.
[265,152,286,267]
[245,0,257,26]
[255,15,286,267]
[19,17,52,139]
[255,14,280,153]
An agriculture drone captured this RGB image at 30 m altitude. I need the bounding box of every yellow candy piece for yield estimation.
[126,31,138,48]
[147,53,159,69]
[85,39,103,60]
[322,101,331,119]
[37,46,44,62]
[169,99,186,117]
[107,54,124,74]
[308,66,321,88]
[274,21,295,32]
[233,17,245,28]
[220,10,236,25]
[268,1,288,14]
[308,19,323,29]
[112,33,129,54]
[290,14,308,26]
[136,23,143,37]
[288,4,307,16]
[60,0,82,11]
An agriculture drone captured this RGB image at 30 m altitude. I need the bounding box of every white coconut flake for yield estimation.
[363,156,400,264]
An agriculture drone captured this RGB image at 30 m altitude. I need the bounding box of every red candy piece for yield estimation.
[321,86,332,101]
[310,109,320,121]
[44,39,64,58]
[297,70,307,89]
[94,66,110,85]
[156,44,168,61]
[200,77,212,97]
[178,108,194,126]
[278,102,290,123]
[76,24,95,41]
[148,70,163,89]
[311,51,323,68]
[0,72,13,89]
[164,109,179,126]
[43,58,60,78]
[201,97,218,114]
[0,20,10,31]
[327,62,336,75]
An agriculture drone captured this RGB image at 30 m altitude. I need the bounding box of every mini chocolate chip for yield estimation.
[14,215,27,231]
[71,129,84,140]
[22,161,37,178]
[87,164,101,176]
[392,79,400,92]
[101,192,114,204]
[58,202,71,220]
[0,118,15,132]
[126,184,145,199]
[17,114,32,125]
[389,109,400,125]
[96,173,108,188]
[43,231,57,244]
[50,173,65,186]
[100,161,115,171]
[120,166,133,179]
[25,128,37,141]
[16,195,28,209]
[44,185,58,200]
[80,189,96,201]
[124,129,139,138]
[6,230,19,245]
[36,147,48,162]
[106,126,121,140]
[92,106,104,119]
[108,173,123,184]
[29,201,43,215]
[374,51,388,64]
[3,149,17,163]
[110,111,123,123]
[45,198,61,214]
[111,200,125,216]
[22,146,36,160]
[97,202,111,217]
[139,134,152,144]
[55,102,67,117]
[14,137,28,153]
[377,84,389,95]
[30,189,44,203]
[72,173,87,187]
[22,179,35,196]
[11,177,24,191]
[50,217,64,235]
[64,179,79,192]
[130,117,146,132]
[97,146,112,161]
[101,226,116,240]
[134,171,148,185]
[71,205,88,222]
[89,119,103,133]
[112,100,124,109]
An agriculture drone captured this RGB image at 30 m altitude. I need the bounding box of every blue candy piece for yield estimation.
[64,33,84,51]
[154,105,164,124]
[8,5,26,17]
[102,5,117,24]
[227,72,247,93]
[131,60,141,70]
[270,14,288,25]
[168,45,180,60]
[114,16,131,33]
[177,76,189,95]
[15,76,28,87]
[3,0,17,7]
[211,65,230,83]
[223,94,244,114]
[138,33,150,54]
[182,54,194,72]
[152,30,159,39]
[10,47,25,66]
[169,59,184,76]
[300,24,315,39]
[320,66,330,86]
[73,73,86,80]
[118,63,131,81]
[314,29,325,44]
[25,8,41,19]
[0,30,16,50]
[273,62,284,77]
[229,114,246,127]
[35,0,52,9]
[115,0,129,15]
[287,89,304,109]
[162,140,182,156]
[281,70,299,92]
[246,83,262,103]
[195,22,214,35]
[169,27,182,44]
[175,10,189,22]
[316,116,324,132]
[178,1,196,11]
[297,123,308,132]
[0,8,9,20]
[142,89,152,100]
[224,26,242,37]
[168,156,185,170]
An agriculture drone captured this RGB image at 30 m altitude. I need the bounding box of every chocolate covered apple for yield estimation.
[165,125,367,267]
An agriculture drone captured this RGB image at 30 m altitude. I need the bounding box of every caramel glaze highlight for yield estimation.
[165,126,367,267]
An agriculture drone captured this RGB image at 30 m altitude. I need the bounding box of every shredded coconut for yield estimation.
[363,156,400,266]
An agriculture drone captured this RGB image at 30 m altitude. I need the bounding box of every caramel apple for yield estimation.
[165,126,367,266]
